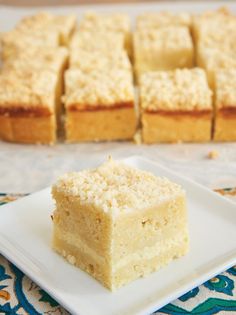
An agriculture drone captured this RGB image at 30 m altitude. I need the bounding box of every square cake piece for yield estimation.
[63,68,136,142]
[133,26,194,80]
[16,12,77,45]
[79,12,131,55]
[51,158,189,290]
[0,68,59,144]
[2,47,69,118]
[140,68,213,143]
[213,69,236,142]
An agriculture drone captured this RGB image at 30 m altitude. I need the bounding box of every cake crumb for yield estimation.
[133,129,142,145]
[67,254,76,265]
[207,150,219,159]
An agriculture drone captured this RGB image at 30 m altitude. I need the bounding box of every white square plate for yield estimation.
[0,156,236,315]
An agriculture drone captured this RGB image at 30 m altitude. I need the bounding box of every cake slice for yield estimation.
[213,69,236,142]
[63,68,136,142]
[51,158,189,290]
[79,12,131,55]
[0,68,60,144]
[133,26,194,80]
[2,47,68,117]
[16,12,77,45]
[140,68,213,143]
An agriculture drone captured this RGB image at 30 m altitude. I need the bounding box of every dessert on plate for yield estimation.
[51,158,189,290]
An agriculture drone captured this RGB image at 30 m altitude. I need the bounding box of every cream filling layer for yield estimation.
[55,228,188,272]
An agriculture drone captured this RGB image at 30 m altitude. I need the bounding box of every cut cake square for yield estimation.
[63,68,136,142]
[51,158,189,290]
[0,68,60,144]
[213,69,236,142]
[79,12,131,55]
[140,68,213,143]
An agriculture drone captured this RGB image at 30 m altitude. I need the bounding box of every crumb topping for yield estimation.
[52,158,185,216]
[16,12,77,42]
[69,31,125,52]
[193,7,236,41]
[79,11,130,34]
[198,46,236,70]
[0,68,57,109]
[136,12,191,30]
[215,69,236,109]
[3,47,68,72]
[69,49,131,71]
[1,29,60,59]
[140,68,212,111]
[134,26,193,50]
[64,68,134,108]
[207,150,219,159]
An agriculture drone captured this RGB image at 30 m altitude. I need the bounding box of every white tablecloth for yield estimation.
[1,141,236,194]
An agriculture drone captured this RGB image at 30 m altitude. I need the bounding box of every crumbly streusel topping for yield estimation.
[136,12,191,30]
[140,68,212,111]
[79,11,130,34]
[0,68,57,109]
[215,69,236,108]
[134,26,193,50]
[69,49,131,71]
[52,158,185,216]
[64,68,134,108]
[16,12,77,39]
[198,46,236,70]
[3,47,68,72]
[193,7,236,40]
[1,29,60,58]
[69,31,125,52]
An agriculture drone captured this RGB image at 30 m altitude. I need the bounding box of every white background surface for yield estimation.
[0,1,236,194]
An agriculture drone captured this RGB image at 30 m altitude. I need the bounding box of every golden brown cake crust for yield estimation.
[67,101,134,112]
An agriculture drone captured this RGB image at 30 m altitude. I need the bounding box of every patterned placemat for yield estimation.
[0,190,235,315]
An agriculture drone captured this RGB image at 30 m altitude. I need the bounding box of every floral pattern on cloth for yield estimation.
[0,190,235,315]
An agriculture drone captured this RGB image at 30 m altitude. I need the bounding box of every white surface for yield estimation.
[1,141,236,193]
[0,156,235,315]
[0,1,236,194]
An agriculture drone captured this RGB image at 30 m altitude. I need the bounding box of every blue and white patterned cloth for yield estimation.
[0,191,236,315]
